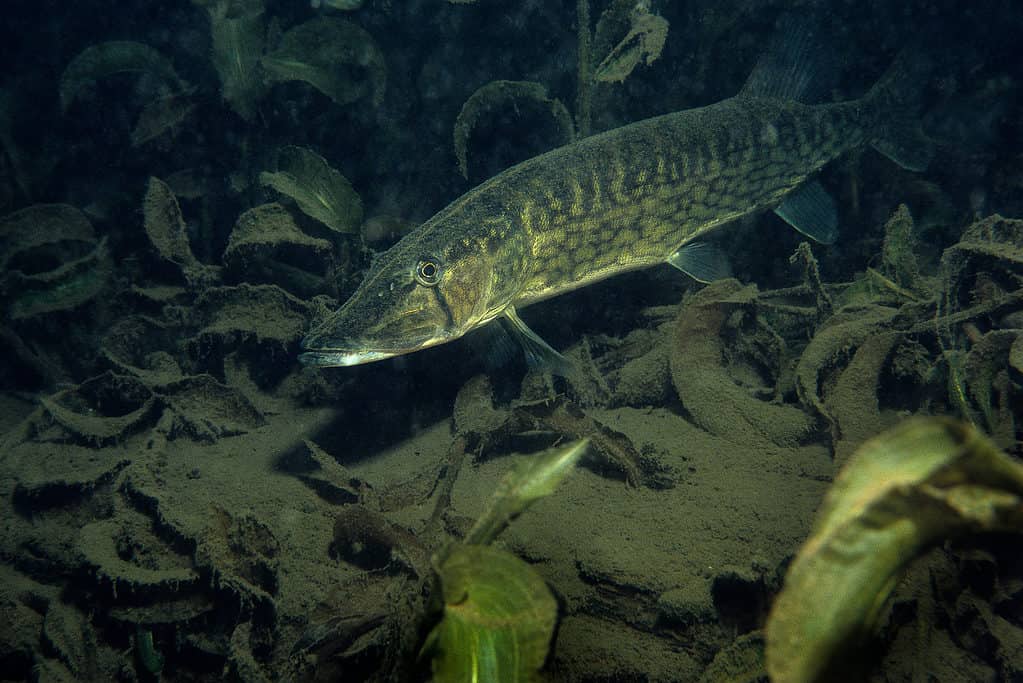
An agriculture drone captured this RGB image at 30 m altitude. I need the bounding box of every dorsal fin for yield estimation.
[739,14,836,104]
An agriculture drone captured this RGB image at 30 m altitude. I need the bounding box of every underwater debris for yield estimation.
[766,417,1023,683]
[789,241,833,324]
[961,330,1019,447]
[193,282,312,349]
[158,374,266,443]
[12,446,130,510]
[41,601,98,679]
[193,0,267,121]
[332,504,429,577]
[793,304,900,434]
[142,177,218,288]
[38,372,159,446]
[881,204,923,292]
[262,17,386,108]
[453,80,575,179]
[58,41,185,113]
[100,315,184,386]
[77,515,200,602]
[593,3,669,84]
[0,204,110,321]
[936,214,1023,436]
[5,238,111,321]
[131,90,198,147]
[223,202,335,298]
[196,508,281,615]
[670,279,816,449]
[513,397,671,488]
[288,439,372,506]
[451,375,509,446]
[258,146,363,235]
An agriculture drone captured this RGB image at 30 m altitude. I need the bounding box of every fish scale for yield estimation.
[507,96,865,305]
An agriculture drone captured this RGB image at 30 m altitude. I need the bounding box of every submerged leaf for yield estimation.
[464,439,587,547]
[425,544,557,683]
[59,41,185,112]
[453,80,575,179]
[765,417,1023,683]
[6,238,112,320]
[143,177,217,287]
[262,17,386,108]
[132,90,197,147]
[594,10,669,84]
[258,146,362,234]
[195,0,267,121]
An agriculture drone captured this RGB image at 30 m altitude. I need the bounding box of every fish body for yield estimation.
[300,45,930,368]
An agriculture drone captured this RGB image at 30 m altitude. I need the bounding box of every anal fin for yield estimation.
[774,180,838,244]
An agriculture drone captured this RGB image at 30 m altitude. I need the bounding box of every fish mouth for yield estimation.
[299,328,452,368]
[298,348,402,367]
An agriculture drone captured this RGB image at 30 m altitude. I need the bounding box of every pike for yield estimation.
[300,23,932,371]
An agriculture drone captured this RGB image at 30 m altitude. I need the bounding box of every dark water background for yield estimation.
[1,0,1022,681]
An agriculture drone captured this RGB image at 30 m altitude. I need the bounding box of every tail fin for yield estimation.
[863,50,935,172]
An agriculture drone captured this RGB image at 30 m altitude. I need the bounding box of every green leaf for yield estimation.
[195,0,267,121]
[593,10,669,84]
[464,439,587,546]
[59,41,185,112]
[765,417,1023,683]
[426,544,557,683]
[261,17,386,108]
[258,146,362,234]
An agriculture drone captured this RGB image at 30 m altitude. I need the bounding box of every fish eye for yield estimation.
[415,258,442,286]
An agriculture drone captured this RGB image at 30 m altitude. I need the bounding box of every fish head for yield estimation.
[300,225,510,367]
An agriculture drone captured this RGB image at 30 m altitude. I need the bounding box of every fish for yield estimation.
[300,21,933,371]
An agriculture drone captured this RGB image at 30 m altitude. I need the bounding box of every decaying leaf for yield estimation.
[223,203,334,297]
[143,177,213,287]
[262,17,386,108]
[59,41,185,112]
[424,544,558,683]
[593,8,669,84]
[194,0,267,121]
[453,80,575,179]
[6,239,112,320]
[670,279,817,449]
[258,146,362,234]
[0,203,95,272]
[765,417,1023,683]
[131,90,197,147]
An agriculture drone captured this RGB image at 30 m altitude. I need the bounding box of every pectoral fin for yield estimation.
[502,307,575,378]
[667,241,733,283]
[775,179,838,244]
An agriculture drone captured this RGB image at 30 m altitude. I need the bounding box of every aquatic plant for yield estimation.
[192,0,267,120]
[59,41,185,113]
[258,145,363,235]
[766,417,1023,682]
[262,17,386,108]
[423,439,586,682]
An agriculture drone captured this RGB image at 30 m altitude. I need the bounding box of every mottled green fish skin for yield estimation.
[437,95,866,308]
[300,91,881,366]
